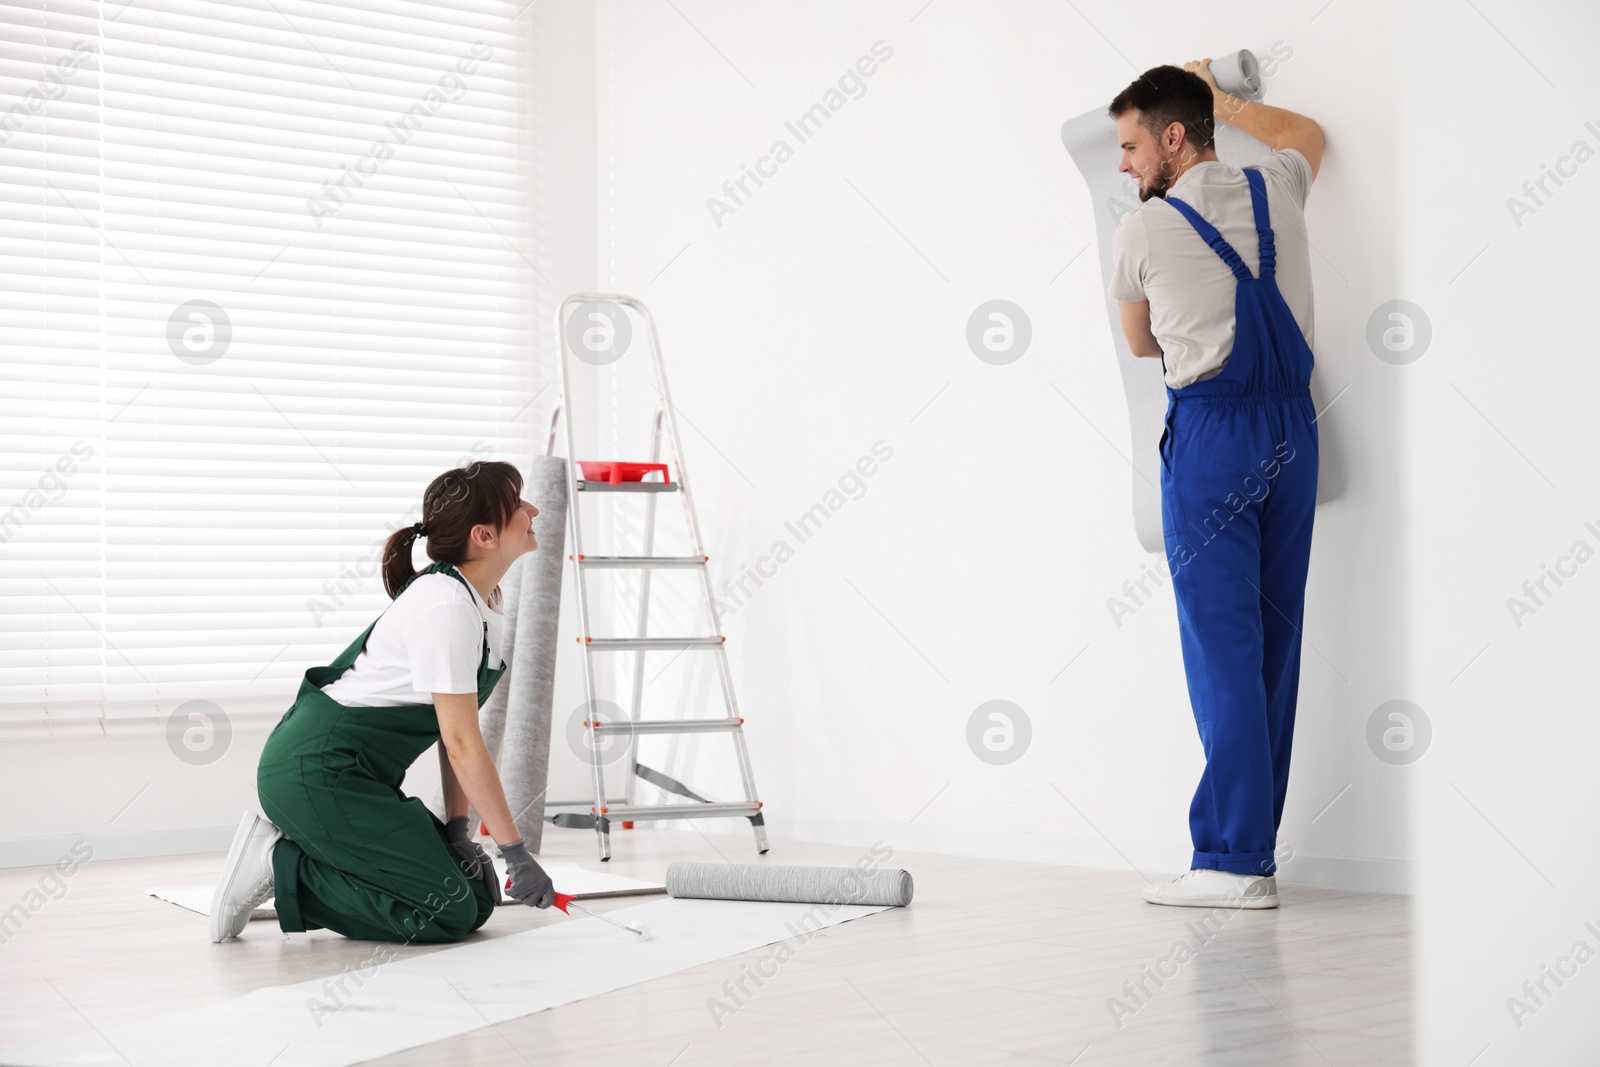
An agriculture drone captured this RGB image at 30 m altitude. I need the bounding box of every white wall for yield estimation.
[1403,1,1600,1063]
[593,0,1410,895]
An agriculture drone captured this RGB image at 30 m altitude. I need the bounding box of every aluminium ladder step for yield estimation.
[575,479,678,493]
[594,801,762,821]
[584,716,744,736]
[571,554,707,568]
[578,636,724,651]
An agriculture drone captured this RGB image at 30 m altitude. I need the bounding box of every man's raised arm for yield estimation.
[1184,58,1324,181]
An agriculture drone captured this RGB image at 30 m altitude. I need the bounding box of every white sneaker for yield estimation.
[1142,868,1279,909]
[209,812,285,942]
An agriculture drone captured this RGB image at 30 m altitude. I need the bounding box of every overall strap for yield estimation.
[1243,168,1276,278]
[398,558,456,597]
[1165,194,1252,281]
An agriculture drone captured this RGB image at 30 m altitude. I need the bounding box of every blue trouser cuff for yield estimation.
[1192,848,1277,876]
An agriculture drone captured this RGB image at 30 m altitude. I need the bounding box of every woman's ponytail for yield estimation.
[381,461,524,600]
[380,523,425,601]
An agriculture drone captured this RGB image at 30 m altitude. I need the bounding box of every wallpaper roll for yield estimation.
[665,862,914,908]
[436,455,568,850]
[1209,49,1263,101]
[1060,93,1338,551]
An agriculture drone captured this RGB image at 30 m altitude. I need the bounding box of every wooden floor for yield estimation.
[0,828,1412,1066]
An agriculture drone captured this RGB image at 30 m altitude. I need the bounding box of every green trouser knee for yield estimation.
[260,754,495,944]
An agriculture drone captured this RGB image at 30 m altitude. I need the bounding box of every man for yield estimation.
[1106,62,1324,908]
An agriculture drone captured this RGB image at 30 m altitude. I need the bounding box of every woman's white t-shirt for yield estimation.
[320,572,508,707]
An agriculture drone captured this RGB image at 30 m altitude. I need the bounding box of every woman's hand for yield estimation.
[444,815,502,905]
[498,839,555,908]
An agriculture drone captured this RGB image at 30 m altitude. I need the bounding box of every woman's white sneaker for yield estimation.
[1142,868,1279,909]
[209,812,285,942]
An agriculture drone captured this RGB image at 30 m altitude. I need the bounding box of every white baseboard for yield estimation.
[0,711,286,740]
[0,824,242,869]
[763,814,1413,896]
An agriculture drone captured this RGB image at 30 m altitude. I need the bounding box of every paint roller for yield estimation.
[552,892,651,940]
[498,875,655,940]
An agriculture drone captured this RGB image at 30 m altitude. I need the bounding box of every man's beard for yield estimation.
[1139,156,1177,201]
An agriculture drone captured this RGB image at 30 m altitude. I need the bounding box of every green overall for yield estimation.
[257,560,506,943]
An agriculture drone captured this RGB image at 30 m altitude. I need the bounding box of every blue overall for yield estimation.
[1157,168,1319,877]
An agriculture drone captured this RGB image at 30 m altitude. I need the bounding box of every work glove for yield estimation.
[499,839,556,909]
[444,815,502,907]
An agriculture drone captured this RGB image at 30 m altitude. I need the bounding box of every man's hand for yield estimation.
[1181,56,1324,181]
[1186,57,1250,127]
[1183,58,1219,93]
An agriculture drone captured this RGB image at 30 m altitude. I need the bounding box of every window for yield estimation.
[1,0,539,736]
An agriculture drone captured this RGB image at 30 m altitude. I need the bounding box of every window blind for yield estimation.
[1,0,537,737]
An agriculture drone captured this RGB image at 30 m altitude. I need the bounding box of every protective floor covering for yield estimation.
[0,896,891,1067]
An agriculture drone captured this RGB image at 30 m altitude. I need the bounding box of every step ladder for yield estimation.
[545,292,768,862]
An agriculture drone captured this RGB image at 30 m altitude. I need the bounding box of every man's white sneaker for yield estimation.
[1142,868,1279,909]
[209,812,285,942]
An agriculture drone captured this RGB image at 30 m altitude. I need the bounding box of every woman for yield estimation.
[209,460,558,943]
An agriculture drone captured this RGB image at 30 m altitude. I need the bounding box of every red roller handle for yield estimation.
[504,876,574,914]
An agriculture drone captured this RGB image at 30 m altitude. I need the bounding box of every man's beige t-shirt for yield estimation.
[1108,148,1314,389]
